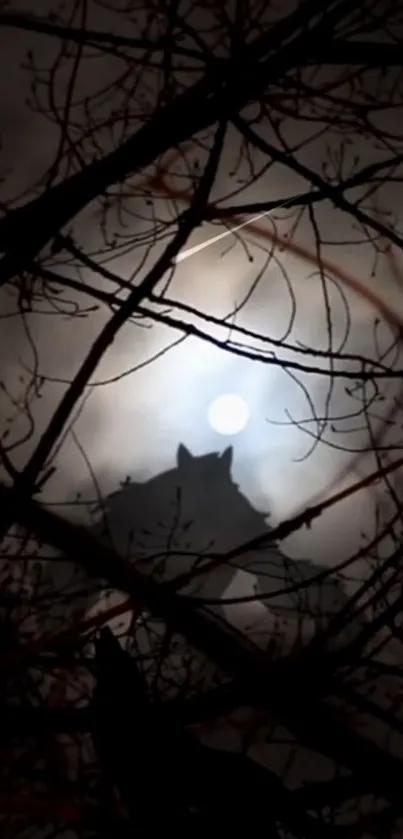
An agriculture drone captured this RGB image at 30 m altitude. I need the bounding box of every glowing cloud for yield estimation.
[208,393,250,436]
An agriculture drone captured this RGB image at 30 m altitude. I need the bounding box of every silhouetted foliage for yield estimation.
[1,0,403,837]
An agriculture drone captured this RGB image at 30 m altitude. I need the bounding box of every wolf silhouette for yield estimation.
[40,443,357,649]
[88,444,353,630]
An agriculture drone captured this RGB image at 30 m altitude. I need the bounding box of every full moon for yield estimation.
[208,393,250,436]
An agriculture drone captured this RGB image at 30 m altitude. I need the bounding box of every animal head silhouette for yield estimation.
[94,445,354,630]
[96,444,269,566]
[41,445,355,646]
[177,442,233,475]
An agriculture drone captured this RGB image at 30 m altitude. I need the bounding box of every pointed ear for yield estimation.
[220,446,233,472]
[177,443,193,468]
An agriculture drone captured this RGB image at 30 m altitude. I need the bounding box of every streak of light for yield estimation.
[173,201,295,263]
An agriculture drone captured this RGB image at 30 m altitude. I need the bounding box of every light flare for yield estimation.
[208,393,250,435]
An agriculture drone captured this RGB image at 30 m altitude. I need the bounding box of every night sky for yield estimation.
[1,0,403,631]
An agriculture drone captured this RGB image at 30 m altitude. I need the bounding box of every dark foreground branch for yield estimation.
[2,483,403,813]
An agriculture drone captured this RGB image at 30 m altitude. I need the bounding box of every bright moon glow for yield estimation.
[208,393,250,435]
